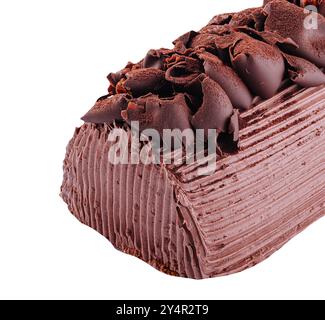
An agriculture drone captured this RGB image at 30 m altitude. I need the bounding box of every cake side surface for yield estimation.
[61,124,206,278]
[170,84,325,277]
[61,84,325,279]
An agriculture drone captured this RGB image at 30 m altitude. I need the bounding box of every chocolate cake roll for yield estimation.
[61,0,325,279]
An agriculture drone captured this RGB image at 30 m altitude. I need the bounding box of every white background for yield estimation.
[0,0,324,300]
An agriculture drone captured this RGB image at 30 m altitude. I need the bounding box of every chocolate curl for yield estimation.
[173,31,198,52]
[215,32,285,99]
[283,53,325,86]
[121,94,192,136]
[263,0,325,67]
[107,62,135,87]
[165,56,203,86]
[181,73,206,112]
[81,94,129,124]
[198,51,253,110]
[107,71,124,88]
[191,77,235,137]
[232,27,324,87]
[123,68,168,97]
[143,49,166,70]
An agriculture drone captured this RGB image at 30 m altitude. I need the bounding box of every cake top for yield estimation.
[82,0,325,150]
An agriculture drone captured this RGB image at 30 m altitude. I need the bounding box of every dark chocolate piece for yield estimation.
[173,31,198,52]
[236,26,299,49]
[165,56,203,86]
[108,63,132,87]
[143,49,165,70]
[123,68,168,97]
[81,94,129,124]
[198,50,253,110]
[215,31,285,99]
[191,77,234,135]
[122,94,192,135]
[284,53,325,87]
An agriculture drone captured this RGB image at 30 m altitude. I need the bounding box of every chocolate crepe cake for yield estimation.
[61,0,325,279]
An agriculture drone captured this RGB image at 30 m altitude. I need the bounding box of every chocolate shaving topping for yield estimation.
[81,0,325,150]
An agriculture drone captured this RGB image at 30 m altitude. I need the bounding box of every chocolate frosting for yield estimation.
[82,0,325,150]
